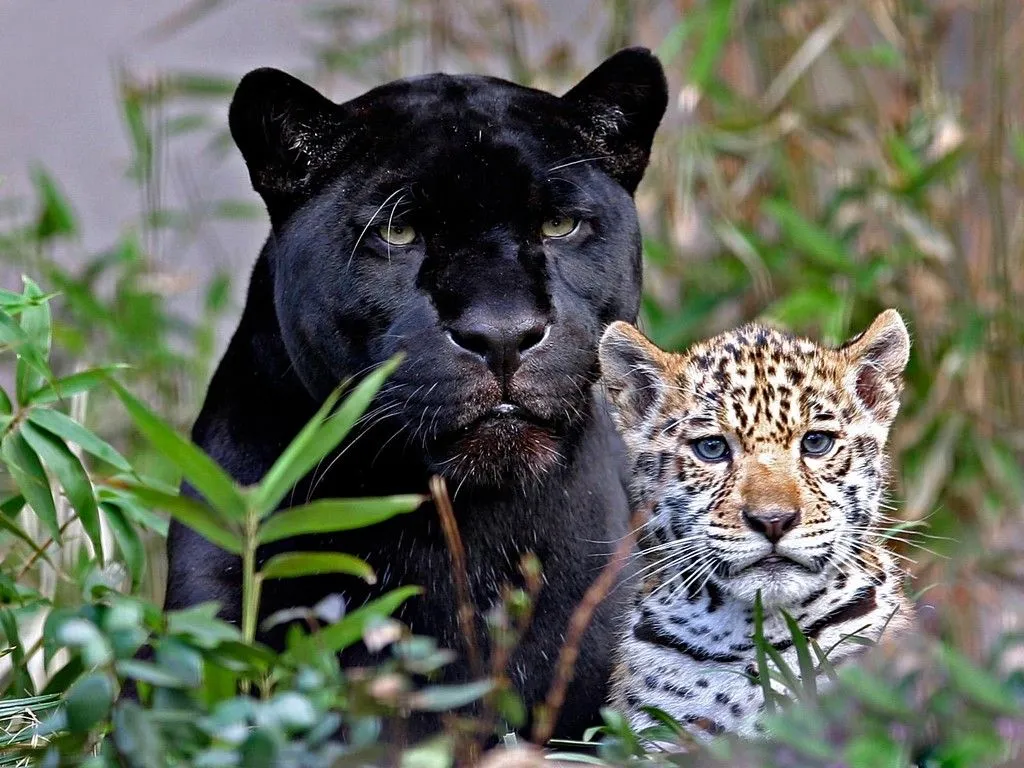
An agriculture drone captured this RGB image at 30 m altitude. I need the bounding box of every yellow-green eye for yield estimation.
[378,224,416,246]
[541,216,579,239]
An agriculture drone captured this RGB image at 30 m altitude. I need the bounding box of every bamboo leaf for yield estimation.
[0,495,55,568]
[28,408,133,473]
[28,365,130,406]
[119,483,241,554]
[0,310,53,397]
[102,502,145,590]
[689,0,733,89]
[762,198,855,273]
[32,165,78,240]
[253,356,402,516]
[285,585,421,661]
[15,278,51,405]
[408,679,494,712]
[261,551,375,583]
[21,421,104,564]
[108,379,245,520]
[1,431,60,541]
[258,495,423,545]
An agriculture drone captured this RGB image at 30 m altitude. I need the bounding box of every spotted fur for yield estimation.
[598,310,914,739]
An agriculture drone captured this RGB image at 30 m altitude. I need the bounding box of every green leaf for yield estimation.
[112,700,165,766]
[689,0,733,89]
[0,609,31,696]
[28,408,133,473]
[165,602,242,648]
[286,586,421,661]
[0,310,53,395]
[763,286,841,330]
[32,165,78,240]
[781,610,817,701]
[762,198,855,273]
[114,660,189,689]
[0,495,55,568]
[258,495,423,545]
[261,551,376,583]
[253,355,403,516]
[119,483,242,554]
[409,679,494,711]
[109,379,245,520]
[15,278,51,404]
[0,386,11,415]
[838,667,914,719]
[1,431,60,541]
[752,592,776,716]
[64,672,114,733]
[28,365,130,405]
[21,421,103,564]
[940,645,1020,714]
[102,503,145,590]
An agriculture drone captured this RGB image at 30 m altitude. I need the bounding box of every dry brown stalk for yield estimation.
[530,507,646,746]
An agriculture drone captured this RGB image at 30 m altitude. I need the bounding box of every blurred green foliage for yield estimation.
[1,0,1023,765]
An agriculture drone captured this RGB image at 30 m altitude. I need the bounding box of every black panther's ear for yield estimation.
[229,68,346,224]
[562,47,668,194]
[599,321,669,431]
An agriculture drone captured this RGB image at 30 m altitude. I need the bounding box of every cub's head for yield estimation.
[599,311,911,606]
[230,50,667,486]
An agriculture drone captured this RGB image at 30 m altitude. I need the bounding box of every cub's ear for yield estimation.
[599,321,669,430]
[841,309,911,423]
[562,47,668,194]
[229,68,346,225]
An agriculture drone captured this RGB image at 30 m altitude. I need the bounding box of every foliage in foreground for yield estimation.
[0,279,1018,767]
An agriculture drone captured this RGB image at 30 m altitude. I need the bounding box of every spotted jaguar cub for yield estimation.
[599,310,914,739]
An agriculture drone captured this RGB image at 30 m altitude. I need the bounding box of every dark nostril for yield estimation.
[447,328,491,358]
[518,323,549,353]
[742,507,800,544]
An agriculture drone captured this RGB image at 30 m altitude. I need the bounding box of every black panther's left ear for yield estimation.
[229,68,348,226]
[562,47,668,194]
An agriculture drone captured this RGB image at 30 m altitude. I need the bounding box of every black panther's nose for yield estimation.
[447,312,549,383]
[742,507,801,544]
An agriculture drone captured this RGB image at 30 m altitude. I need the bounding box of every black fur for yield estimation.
[164,49,667,739]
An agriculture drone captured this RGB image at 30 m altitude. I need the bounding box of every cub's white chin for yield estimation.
[719,564,830,608]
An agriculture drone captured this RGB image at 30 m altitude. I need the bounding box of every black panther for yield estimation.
[164,48,667,739]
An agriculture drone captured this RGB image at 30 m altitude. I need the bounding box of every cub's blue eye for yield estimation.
[692,436,730,462]
[801,431,835,457]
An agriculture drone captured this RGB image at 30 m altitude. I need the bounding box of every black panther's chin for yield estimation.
[430,412,565,488]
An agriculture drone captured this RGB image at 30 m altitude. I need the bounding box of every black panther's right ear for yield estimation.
[229,68,346,225]
[599,321,669,431]
[562,47,668,194]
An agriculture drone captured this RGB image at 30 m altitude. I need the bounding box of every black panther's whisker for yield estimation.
[545,155,612,173]
[384,192,409,264]
[348,186,409,267]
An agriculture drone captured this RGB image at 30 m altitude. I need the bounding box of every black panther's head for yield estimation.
[229,49,667,486]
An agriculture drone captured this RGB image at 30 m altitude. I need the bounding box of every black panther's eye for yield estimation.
[541,216,579,239]
[801,431,836,457]
[378,224,417,246]
[691,436,730,462]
